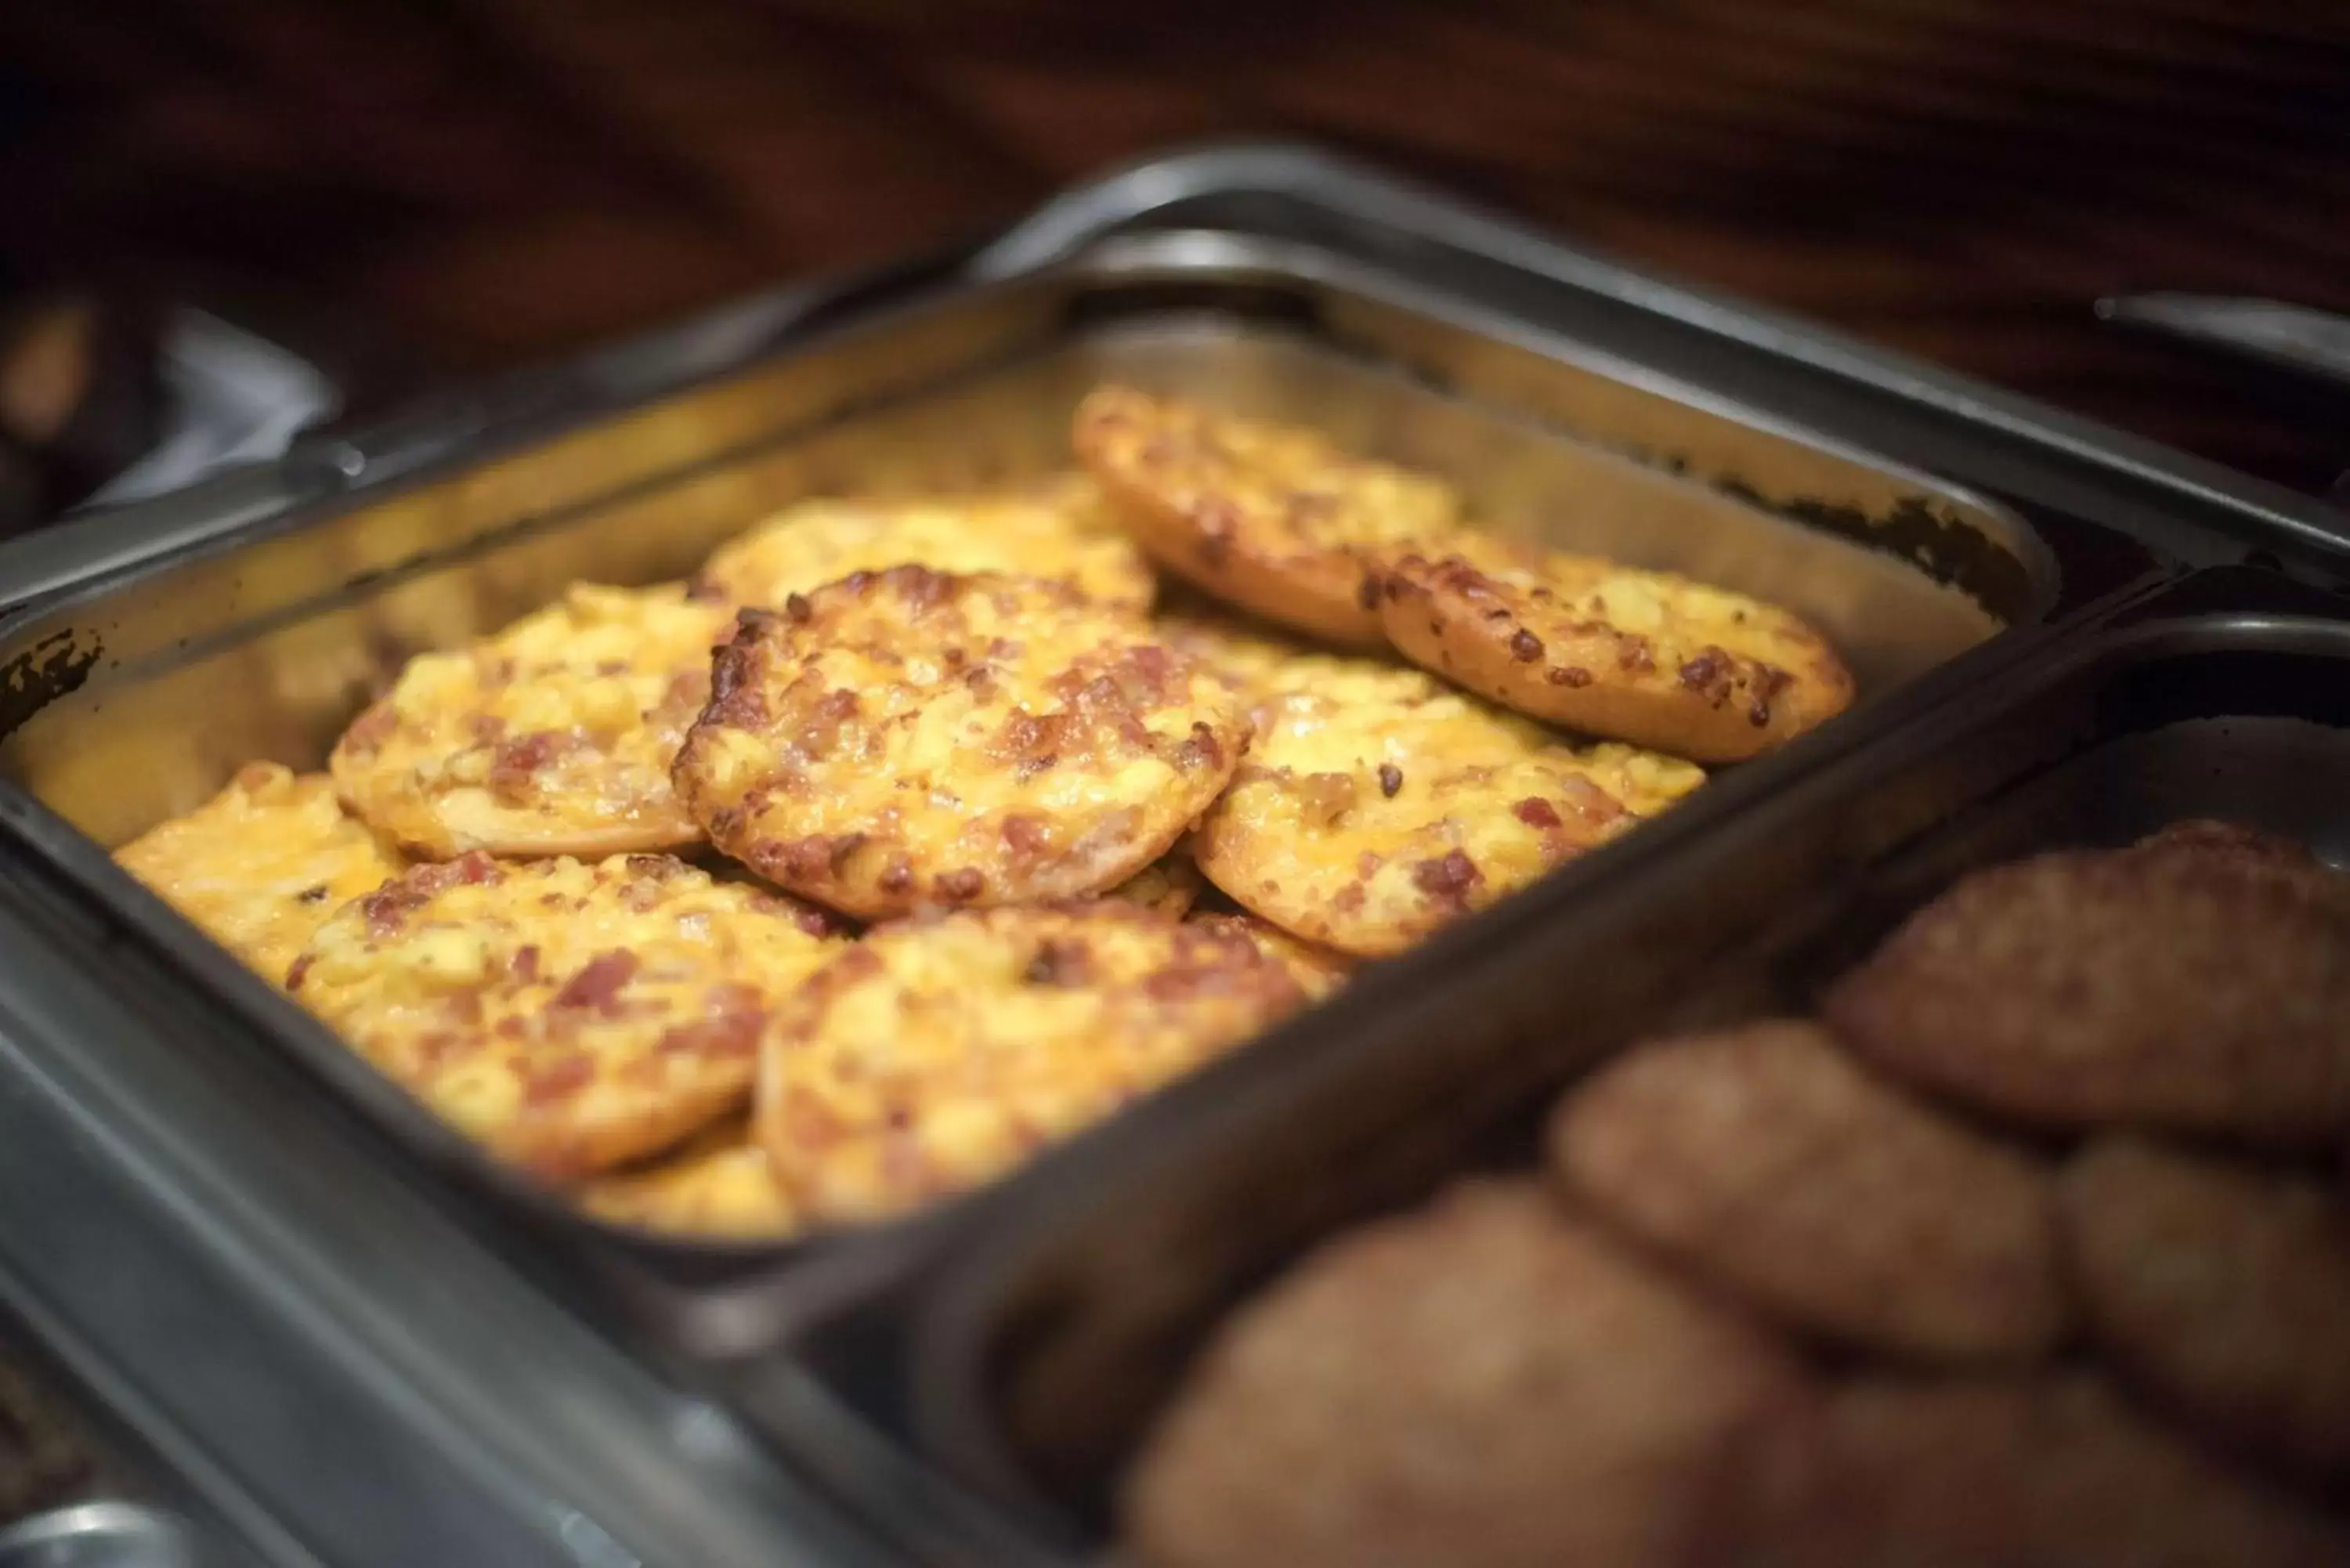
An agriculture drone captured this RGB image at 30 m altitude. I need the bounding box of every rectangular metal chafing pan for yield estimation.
[904,566,2350,1558]
[0,144,2345,1566]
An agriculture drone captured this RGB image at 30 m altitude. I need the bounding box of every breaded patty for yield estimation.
[290,852,845,1179]
[1701,1374,2349,1568]
[757,903,1301,1224]
[1374,531,1855,762]
[695,483,1154,612]
[2060,1137,2350,1477]
[332,583,728,858]
[1822,845,2350,1143]
[1188,912,1354,1002]
[1191,659,1704,956]
[114,763,404,985]
[673,569,1247,919]
[1552,1020,2066,1362]
[579,1115,797,1241]
[1104,854,1206,919]
[1076,385,1460,646]
[1123,1182,1802,1568]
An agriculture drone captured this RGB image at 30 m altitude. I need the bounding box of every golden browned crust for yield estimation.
[578,1115,798,1241]
[289,852,845,1180]
[1103,853,1206,919]
[331,583,728,858]
[672,568,1247,919]
[1374,531,1855,762]
[114,762,404,985]
[1552,1020,2067,1363]
[695,483,1154,612]
[1075,385,1460,647]
[1821,847,2350,1143]
[2060,1136,2350,1478]
[1699,1374,2350,1568]
[1190,658,1704,956]
[1122,1182,1803,1568]
[755,902,1303,1225]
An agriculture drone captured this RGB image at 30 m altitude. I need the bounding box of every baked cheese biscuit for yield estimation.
[290,852,845,1180]
[757,903,1303,1224]
[674,569,1249,918]
[115,762,403,985]
[1191,659,1705,956]
[696,482,1155,612]
[1076,385,1461,647]
[332,583,729,858]
[1376,531,1856,762]
[1150,596,1338,703]
[580,1115,798,1241]
[1105,854,1206,919]
[1189,912,1354,1002]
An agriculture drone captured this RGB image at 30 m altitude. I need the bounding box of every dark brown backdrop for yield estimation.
[6,0,2350,492]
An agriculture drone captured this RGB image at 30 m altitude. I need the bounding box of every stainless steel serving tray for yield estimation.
[909,567,2350,1559]
[0,143,2343,1567]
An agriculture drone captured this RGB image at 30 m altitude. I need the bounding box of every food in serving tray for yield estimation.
[2060,1136,2350,1478]
[331,583,730,859]
[1704,1375,2348,1568]
[1822,830,2350,1144]
[580,1115,797,1241]
[673,567,1248,919]
[1126,822,2350,1565]
[1190,656,1704,956]
[120,384,1881,1241]
[1550,1019,2067,1363]
[1076,385,1462,647]
[756,902,1304,1225]
[287,852,845,1180]
[695,482,1154,613]
[1124,1181,1802,1568]
[114,762,404,984]
[1373,529,1855,762]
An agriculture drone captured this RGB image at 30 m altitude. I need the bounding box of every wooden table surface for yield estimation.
[5,0,2350,495]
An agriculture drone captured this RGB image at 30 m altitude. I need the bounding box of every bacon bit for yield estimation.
[1016,752,1061,782]
[1173,721,1224,772]
[620,876,663,914]
[286,954,315,990]
[467,713,508,746]
[1358,850,1385,877]
[935,867,985,901]
[494,1017,527,1040]
[1334,883,1367,914]
[891,565,956,610]
[1411,850,1484,905]
[1509,628,1545,662]
[1125,643,1175,699]
[780,835,862,883]
[1001,814,1051,862]
[340,702,400,752]
[966,667,1000,703]
[552,951,639,1012]
[1618,638,1656,674]
[1357,574,1384,610]
[705,637,771,729]
[1546,666,1594,688]
[1377,763,1404,798]
[783,594,813,623]
[595,659,629,677]
[297,883,331,905]
[1022,939,1091,986]
[625,854,670,878]
[995,708,1068,764]
[796,686,860,756]
[987,637,1022,660]
[791,903,841,938]
[1514,797,1564,829]
[488,732,566,801]
[523,1055,595,1107]
[512,945,540,983]
[1679,649,1731,697]
[878,860,914,897]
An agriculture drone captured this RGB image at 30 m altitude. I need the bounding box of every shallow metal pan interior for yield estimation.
[0,246,2052,1297]
[904,569,2350,1552]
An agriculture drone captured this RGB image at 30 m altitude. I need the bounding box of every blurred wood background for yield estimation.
[4,0,2349,493]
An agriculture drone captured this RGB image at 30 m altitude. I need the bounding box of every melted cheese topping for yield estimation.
[1189,912,1354,1003]
[673,568,1249,918]
[580,1115,798,1241]
[1193,659,1705,956]
[330,583,729,858]
[290,852,846,1178]
[696,481,1155,612]
[757,904,1303,1224]
[114,763,404,985]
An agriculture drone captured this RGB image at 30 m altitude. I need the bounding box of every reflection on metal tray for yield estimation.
[906,566,2350,1554]
[0,144,2343,1568]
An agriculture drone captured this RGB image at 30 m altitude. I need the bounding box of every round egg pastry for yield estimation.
[672,568,1248,919]
[580,1115,798,1242]
[288,852,846,1180]
[1191,657,1705,957]
[1076,385,1462,647]
[331,583,731,858]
